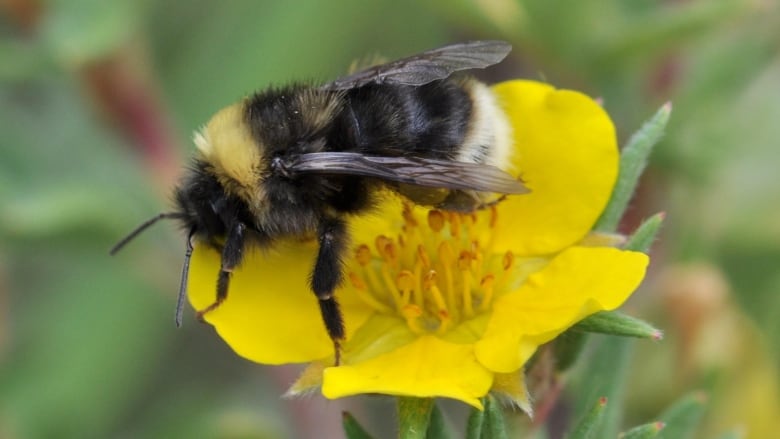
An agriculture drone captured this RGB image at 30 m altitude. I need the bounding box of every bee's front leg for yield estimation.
[196,222,247,320]
[311,216,347,364]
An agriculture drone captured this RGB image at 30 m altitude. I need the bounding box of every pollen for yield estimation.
[347,202,519,335]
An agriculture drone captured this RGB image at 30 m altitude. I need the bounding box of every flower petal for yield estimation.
[323,335,493,409]
[475,246,648,373]
[188,241,372,364]
[490,80,618,255]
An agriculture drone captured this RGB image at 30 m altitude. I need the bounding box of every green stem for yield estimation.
[397,397,434,439]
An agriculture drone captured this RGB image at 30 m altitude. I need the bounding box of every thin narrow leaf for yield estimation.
[466,404,485,439]
[571,337,634,438]
[483,395,508,439]
[619,421,665,439]
[553,330,589,372]
[397,397,434,439]
[624,212,665,253]
[657,392,707,439]
[567,397,608,439]
[342,412,375,439]
[595,103,672,232]
[573,311,663,340]
[426,403,453,439]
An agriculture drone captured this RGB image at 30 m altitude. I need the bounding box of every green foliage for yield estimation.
[595,104,671,232]
[343,412,375,439]
[573,311,662,340]
[567,397,607,439]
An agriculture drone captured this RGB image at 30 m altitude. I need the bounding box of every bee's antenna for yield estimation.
[109,212,184,255]
[175,228,196,328]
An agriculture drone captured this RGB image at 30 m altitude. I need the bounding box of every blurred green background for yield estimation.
[1,0,779,438]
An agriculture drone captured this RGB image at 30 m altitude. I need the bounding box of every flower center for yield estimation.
[347,203,519,335]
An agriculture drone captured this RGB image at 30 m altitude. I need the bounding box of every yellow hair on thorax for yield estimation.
[194,101,267,202]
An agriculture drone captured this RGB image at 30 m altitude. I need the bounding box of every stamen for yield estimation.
[499,251,515,287]
[463,213,475,238]
[438,242,457,320]
[413,259,424,307]
[383,241,399,269]
[427,210,445,233]
[503,251,514,270]
[417,245,431,269]
[356,244,372,266]
[489,205,498,229]
[350,206,525,337]
[396,270,415,306]
[459,251,474,317]
[423,271,448,312]
[375,235,391,260]
[356,245,385,294]
[349,272,393,313]
[401,304,424,334]
[449,213,461,238]
[402,202,418,227]
[480,274,495,311]
[380,264,403,310]
[436,309,452,335]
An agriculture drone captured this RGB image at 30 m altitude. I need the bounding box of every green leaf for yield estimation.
[397,397,434,439]
[570,337,634,438]
[466,405,485,439]
[619,421,665,439]
[426,403,453,439]
[624,212,666,253]
[573,311,663,340]
[482,395,508,439]
[596,103,672,232]
[567,397,608,439]
[657,392,707,439]
[553,330,589,372]
[342,412,375,439]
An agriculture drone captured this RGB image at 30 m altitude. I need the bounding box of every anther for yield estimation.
[489,206,498,229]
[375,235,391,259]
[427,210,445,233]
[356,245,372,266]
[349,272,367,290]
[396,270,415,304]
[480,274,495,311]
[449,213,461,238]
[503,251,514,271]
[402,203,418,227]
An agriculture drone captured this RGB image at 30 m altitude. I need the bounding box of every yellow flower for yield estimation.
[187,80,649,409]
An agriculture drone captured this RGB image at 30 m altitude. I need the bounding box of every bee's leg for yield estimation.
[312,216,347,364]
[196,222,246,320]
[175,227,197,327]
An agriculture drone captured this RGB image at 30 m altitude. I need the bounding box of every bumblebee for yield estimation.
[112,40,528,362]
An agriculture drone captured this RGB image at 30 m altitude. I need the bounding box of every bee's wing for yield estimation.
[290,152,528,195]
[321,40,511,91]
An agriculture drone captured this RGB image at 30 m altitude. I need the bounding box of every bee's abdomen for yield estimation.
[332,79,473,160]
[331,78,512,173]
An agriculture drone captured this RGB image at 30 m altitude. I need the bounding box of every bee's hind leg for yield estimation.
[311,216,348,365]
